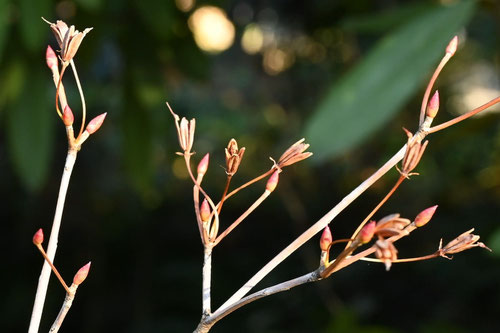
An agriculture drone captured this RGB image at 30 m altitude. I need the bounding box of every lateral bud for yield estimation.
[446,36,458,56]
[86,113,107,134]
[266,171,280,192]
[359,221,376,244]
[319,226,332,252]
[197,153,210,177]
[46,45,58,70]
[33,228,44,246]
[62,105,74,126]
[426,90,439,119]
[200,199,210,222]
[414,205,438,227]
[73,262,91,285]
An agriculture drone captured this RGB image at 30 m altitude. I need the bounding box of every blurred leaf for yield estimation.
[75,0,102,11]
[19,0,53,51]
[6,69,54,191]
[341,2,431,34]
[488,227,500,257]
[0,60,26,108]
[0,0,9,62]
[123,99,153,193]
[305,1,475,162]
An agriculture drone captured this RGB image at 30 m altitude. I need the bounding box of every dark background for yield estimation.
[1,0,500,332]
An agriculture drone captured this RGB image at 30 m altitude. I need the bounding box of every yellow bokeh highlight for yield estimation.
[241,24,264,54]
[188,6,235,54]
[176,0,195,12]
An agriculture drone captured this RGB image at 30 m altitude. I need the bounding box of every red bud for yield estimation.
[426,90,439,118]
[359,221,376,244]
[73,262,91,285]
[319,226,332,251]
[414,205,438,227]
[200,199,210,222]
[446,36,458,56]
[62,105,74,126]
[197,153,210,176]
[46,45,58,69]
[33,228,44,246]
[86,113,107,134]
[266,171,279,192]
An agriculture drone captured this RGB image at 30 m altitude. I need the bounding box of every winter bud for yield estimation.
[319,226,332,252]
[266,171,279,192]
[359,221,376,244]
[73,262,91,285]
[200,199,210,222]
[62,105,74,126]
[46,45,58,69]
[197,153,209,177]
[446,36,458,56]
[414,205,438,227]
[86,113,107,134]
[33,228,44,246]
[426,90,439,118]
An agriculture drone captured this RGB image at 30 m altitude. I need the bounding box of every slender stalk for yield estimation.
[35,245,71,295]
[49,284,78,333]
[202,246,213,315]
[428,96,500,133]
[217,144,408,312]
[223,168,274,201]
[345,175,405,249]
[28,149,78,333]
[359,252,439,264]
[419,54,451,125]
[214,190,271,246]
[69,59,87,138]
[55,63,69,118]
[217,176,232,214]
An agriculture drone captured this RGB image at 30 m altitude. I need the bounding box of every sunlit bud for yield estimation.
[200,199,210,222]
[319,226,332,251]
[446,36,458,56]
[46,45,58,69]
[33,228,44,246]
[414,205,438,227]
[359,221,376,244]
[62,105,74,126]
[266,171,279,192]
[426,90,439,118]
[73,262,91,285]
[86,113,107,134]
[225,139,245,176]
[197,153,210,177]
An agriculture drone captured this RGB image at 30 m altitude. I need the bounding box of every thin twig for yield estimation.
[35,245,71,294]
[202,246,213,315]
[217,176,232,214]
[28,149,78,333]
[49,284,78,333]
[359,252,439,263]
[419,54,451,125]
[70,59,87,138]
[55,63,69,118]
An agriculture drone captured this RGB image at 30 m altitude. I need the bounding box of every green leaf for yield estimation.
[0,0,9,62]
[19,0,53,51]
[6,69,55,191]
[304,1,475,162]
[488,227,500,257]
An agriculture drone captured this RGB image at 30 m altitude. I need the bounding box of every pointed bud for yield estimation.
[200,199,210,222]
[86,113,107,134]
[414,205,438,227]
[266,171,279,192]
[319,226,333,252]
[73,262,91,285]
[426,90,439,118]
[197,153,210,177]
[33,228,44,246]
[446,36,458,56]
[359,221,376,244]
[46,45,58,69]
[62,105,74,126]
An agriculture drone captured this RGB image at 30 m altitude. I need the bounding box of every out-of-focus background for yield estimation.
[1,0,500,332]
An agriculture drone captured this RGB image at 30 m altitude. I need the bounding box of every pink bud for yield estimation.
[73,262,91,285]
[446,36,458,56]
[266,171,279,192]
[359,221,376,244]
[414,205,438,227]
[46,45,58,69]
[62,105,74,126]
[86,113,107,134]
[319,226,332,251]
[33,228,44,246]
[200,199,210,222]
[197,153,210,176]
[426,90,440,118]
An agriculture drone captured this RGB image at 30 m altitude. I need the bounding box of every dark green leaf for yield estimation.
[19,0,53,51]
[304,1,475,162]
[6,69,55,191]
[0,0,9,63]
[488,227,500,257]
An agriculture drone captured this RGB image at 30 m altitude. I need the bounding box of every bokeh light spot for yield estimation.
[188,6,235,54]
[241,24,264,54]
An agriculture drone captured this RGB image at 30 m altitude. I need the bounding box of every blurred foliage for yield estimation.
[0,0,499,332]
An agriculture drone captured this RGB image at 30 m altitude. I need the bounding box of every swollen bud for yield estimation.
[414,205,438,227]
[359,221,376,244]
[200,199,210,222]
[33,228,44,246]
[426,90,439,118]
[319,226,332,251]
[265,171,279,192]
[197,153,210,177]
[63,105,74,126]
[73,262,91,285]
[86,113,107,134]
[46,45,58,69]
[446,36,458,56]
